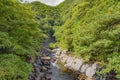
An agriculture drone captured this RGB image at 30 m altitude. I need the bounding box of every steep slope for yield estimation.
[30,1,61,37]
[0,1,62,79]
[54,0,120,78]
[0,0,45,80]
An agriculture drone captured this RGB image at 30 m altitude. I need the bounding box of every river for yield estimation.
[29,38,77,80]
[48,53,77,80]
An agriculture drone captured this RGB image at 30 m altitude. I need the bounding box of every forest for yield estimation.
[0,0,120,80]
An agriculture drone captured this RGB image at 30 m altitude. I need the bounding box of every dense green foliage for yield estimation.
[31,1,61,37]
[0,0,45,79]
[54,0,120,77]
[0,0,120,79]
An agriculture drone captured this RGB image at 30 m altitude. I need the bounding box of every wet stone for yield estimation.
[41,56,51,60]
[42,66,48,71]
[47,71,52,74]
[46,66,51,69]
[46,78,51,80]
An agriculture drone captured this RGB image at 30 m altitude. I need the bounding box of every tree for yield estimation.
[0,0,45,79]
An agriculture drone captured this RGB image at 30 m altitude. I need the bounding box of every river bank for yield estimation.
[28,37,117,80]
[53,48,118,80]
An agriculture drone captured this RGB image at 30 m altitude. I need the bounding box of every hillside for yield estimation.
[0,0,46,80]
[54,0,120,78]
[0,0,120,79]
[30,1,61,37]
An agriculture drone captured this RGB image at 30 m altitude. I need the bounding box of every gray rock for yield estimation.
[55,49,61,55]
[80,64,90,73]
[71,59,83,71]
[86,66,95,78]
[64,57,74,69]
[43,61,50,65]
[60,54,68,63]
[51,48,60,52]
[41,56,51,60]
[55,55,60,58]
[61,50,68,54]
[86,63,98,78]
[47,71,52,74]
[61,57,68,63]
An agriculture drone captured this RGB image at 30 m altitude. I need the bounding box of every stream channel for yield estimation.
[49,53,76,80]
[29,38,78,80]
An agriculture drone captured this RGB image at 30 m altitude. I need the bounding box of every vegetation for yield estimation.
[31,1,61,37]
[54,0,120,78]
[0,0,120,79]
[0,0,45,79]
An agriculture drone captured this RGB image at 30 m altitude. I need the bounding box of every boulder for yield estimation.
[41,57,51,60]
[71,59,83,71]
[55,49,61,55]
[43,61,50,65]
[59,53,67,58]
[80,64,90,73]
[64,57,74,69]
[47,71,52,74]
[59,54,68,63]
[36,59,42,65]
[55,55,59,58]
[86,63,99,78]
[86,66,95,78]
[51,48,60,52]
[42,66,48,71]
[61,50,68,54]
[61,56,68,63]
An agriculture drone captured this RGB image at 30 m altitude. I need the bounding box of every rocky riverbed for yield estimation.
[28,47,78,80]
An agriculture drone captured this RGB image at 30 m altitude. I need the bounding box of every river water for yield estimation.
[48,53,77,80]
